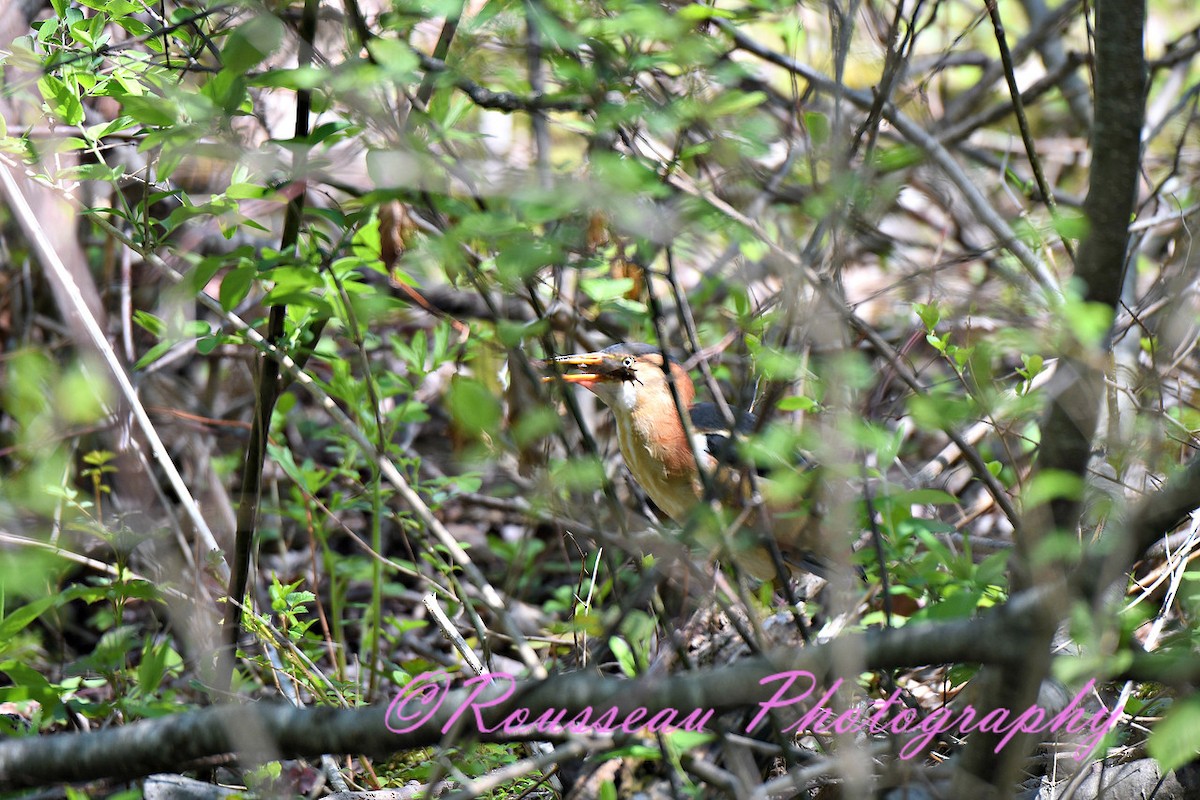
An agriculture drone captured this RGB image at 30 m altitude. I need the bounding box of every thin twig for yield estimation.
[714,18,1062,301]
[0,531,191,601]
[0,164,227,580]
[414,50,588,113]
[423,594,486,676]
[983,0,1076,261]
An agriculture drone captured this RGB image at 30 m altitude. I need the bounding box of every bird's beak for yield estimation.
[536,352,618,387]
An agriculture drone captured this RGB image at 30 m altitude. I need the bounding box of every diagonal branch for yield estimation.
[0,164,227,581]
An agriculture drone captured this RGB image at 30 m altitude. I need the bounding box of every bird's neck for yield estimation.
[609,395,702,524]
[619,391,698,479]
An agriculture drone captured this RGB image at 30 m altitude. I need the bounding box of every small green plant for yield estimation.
[79,450,116,524]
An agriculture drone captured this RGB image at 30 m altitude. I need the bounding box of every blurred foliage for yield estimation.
[0,0,1198,793]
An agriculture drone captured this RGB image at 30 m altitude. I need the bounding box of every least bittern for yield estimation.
[539,342,820,579]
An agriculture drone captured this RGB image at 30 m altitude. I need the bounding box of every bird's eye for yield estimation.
[622,356,635,369]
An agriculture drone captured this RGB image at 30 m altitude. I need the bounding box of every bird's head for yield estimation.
[538,342,695,415]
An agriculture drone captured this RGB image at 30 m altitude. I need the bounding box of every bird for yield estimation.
[538,342,821,580]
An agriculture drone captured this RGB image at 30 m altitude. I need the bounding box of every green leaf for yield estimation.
[222,13,284,73]
[909,522,956,564]
[117,93,178,127]
[137,639,172,694]
[608,636,637,678]
[1019,353,1044,378]
[907,387,974,429]
[295,120,354,146]
[1023,469,1084,509]
[81,450,114,467]
[553,457,605,491]
[203,69,248,115]
[778,395,817,412]
[738,236,769,261]
[78,0,144,15]
[219,264,256,311]
[0,595,61,640]
[445,376,501,438]
[115,16,152,37]
[1030,531,1087,564]
[675,3,735,20]
[890,488,959,506]
[249,66,325,90]
[366,38,420,80]
[131,310,165,338]
[1050,210,1089,241]
[975,550,1010,584]
[579,277,635,304]
[910,587,983,621]
[1060,296,1113,348]
[707,90,765,118]
[196,334,223,355]
[134,340,173,370]
[1148,695,1200,771]
[38,76,84,125]
[0,659,55,696]
[805,111,829,146]
[61,163,126,182]
[664,730,716,749]
[286,590,316,606]
[914,302,940,331]
[182,256,228,297]
[874,144,924,172]
[263,265,321,294]
[225,182,275,200]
